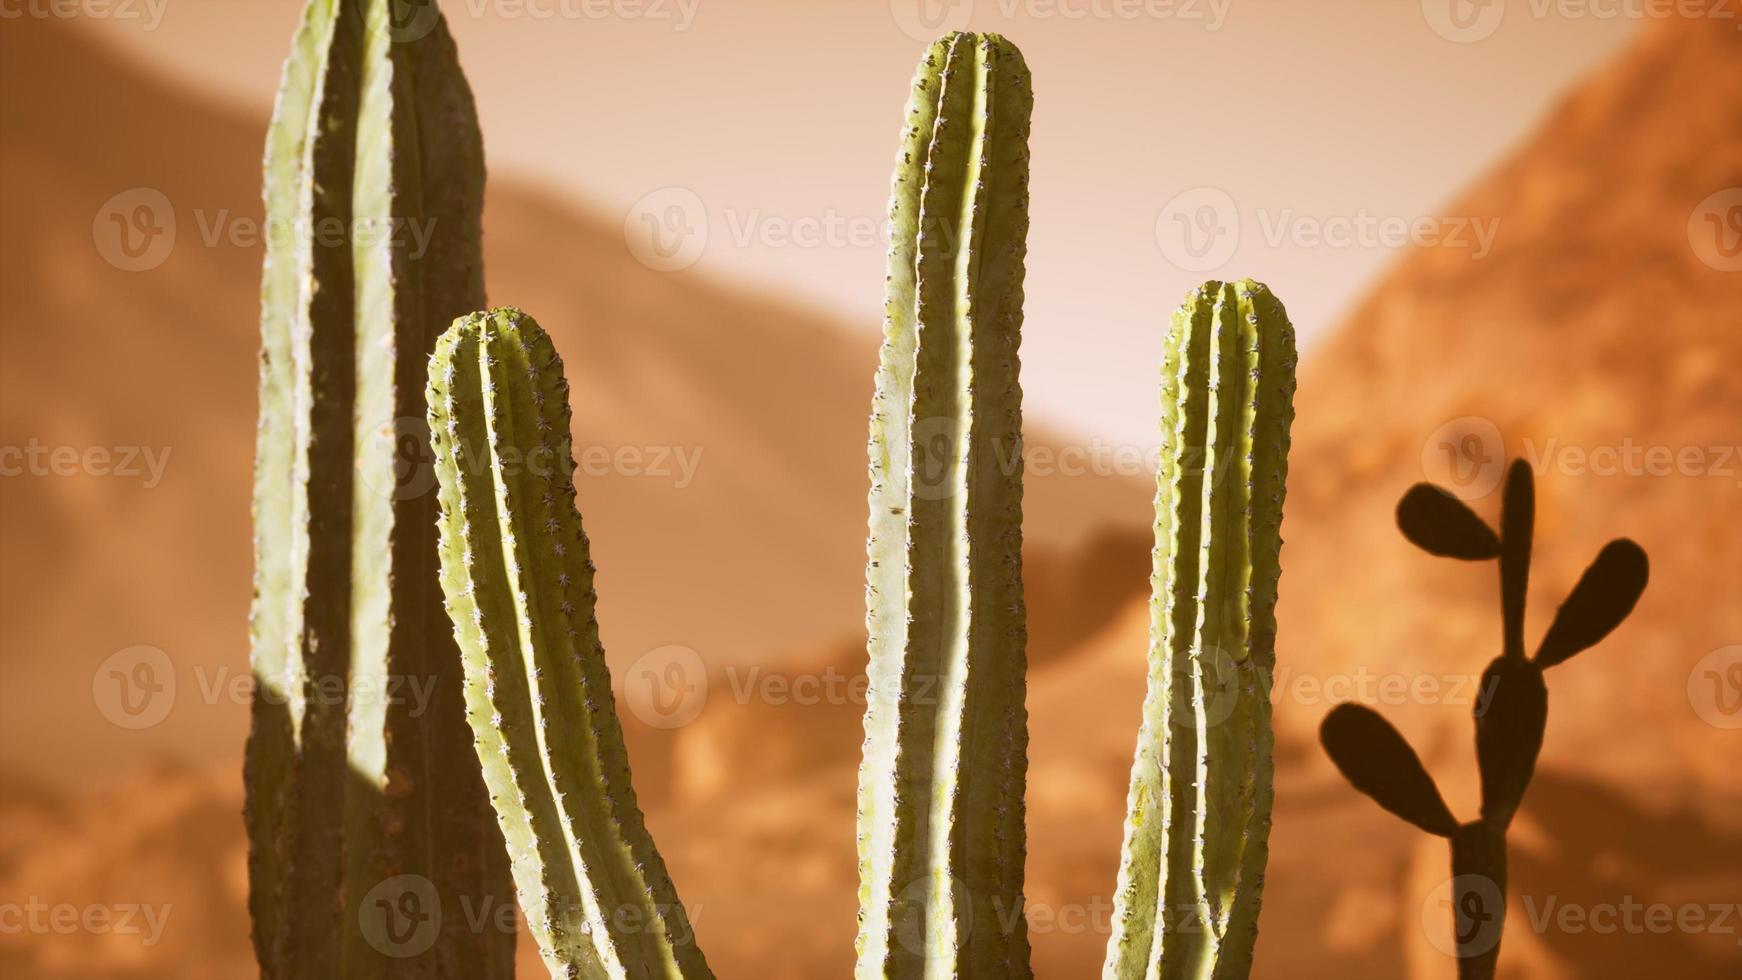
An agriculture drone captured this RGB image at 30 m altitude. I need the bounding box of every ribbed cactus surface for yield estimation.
[426,309,711,980]
[856,31,1034,980]
[1104,281,1297,980]
[244,1,511,976]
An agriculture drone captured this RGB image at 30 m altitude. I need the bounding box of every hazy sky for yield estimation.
[81,0,1634,447]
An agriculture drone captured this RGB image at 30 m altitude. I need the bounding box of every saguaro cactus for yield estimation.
[1104,281,1298,980]
[1320,461,1648,980]
[856,31,1034,979]
[426,309,711,980]
[243,0,512,976]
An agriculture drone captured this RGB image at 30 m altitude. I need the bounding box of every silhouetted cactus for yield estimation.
[1320,460,1648,980]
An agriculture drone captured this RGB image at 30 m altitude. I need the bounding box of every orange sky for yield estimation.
[78,0,1633,446]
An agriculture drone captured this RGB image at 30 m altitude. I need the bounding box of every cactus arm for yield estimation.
[428,309,712,980]
[245,0,357,973]
[1104,282,1295,980]
[1188,285,1249,977]
[959,28,1032,980]
[1450,822,1508,980]
[430,320,594,977]
[856,33,942,975]
[1102,285,1206,979]
[343,1,507,976]
[1533,539,1648,668]
[1210,285,1297,978]
[1498,460,1533,660]
[246,2,512,977]
[244,0,329,964]
[856,31,1033,980]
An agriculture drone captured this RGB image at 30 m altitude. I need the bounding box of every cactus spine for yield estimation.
[244,1,512,977]
[426,309,711,980]
[856,31,1033,979]
[1104,281,1297,979]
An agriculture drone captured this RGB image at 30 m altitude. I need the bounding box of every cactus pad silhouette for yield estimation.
[1319,459,1647,979]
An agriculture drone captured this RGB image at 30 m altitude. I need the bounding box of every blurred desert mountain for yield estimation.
[0,15,1149,792]
[3,10,1740,980]
[0,13,1144,978]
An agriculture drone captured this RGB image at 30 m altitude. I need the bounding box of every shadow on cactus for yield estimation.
[244,0,514,975]
[1318,460,1648,980]
[246,5,1308,974]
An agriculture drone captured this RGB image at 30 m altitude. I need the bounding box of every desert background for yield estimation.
[1,1,1739,978]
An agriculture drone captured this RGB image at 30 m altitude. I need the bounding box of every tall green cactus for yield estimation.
[856,31,1033,979]
[426,309,711,980]
[1104,281,1297,979]
[243,0,512,976]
